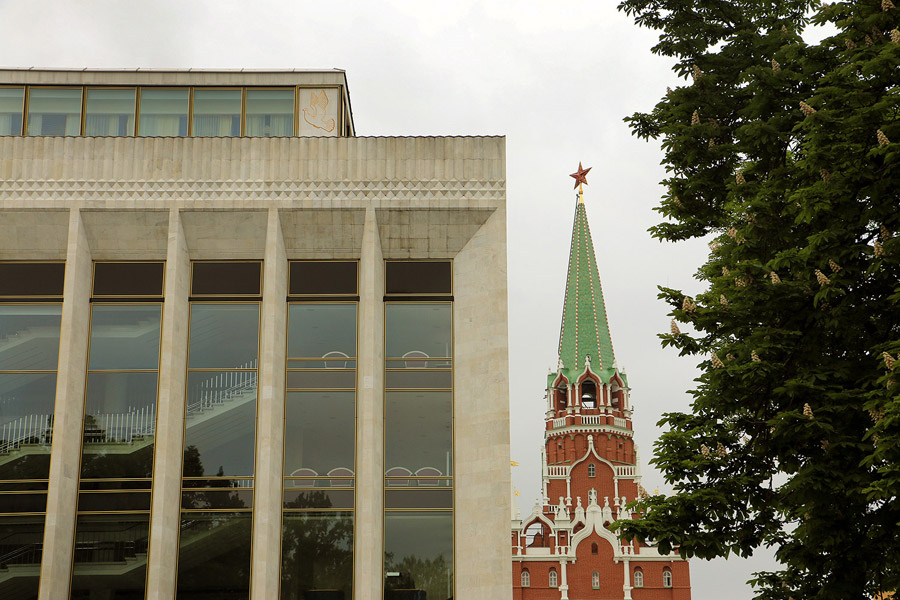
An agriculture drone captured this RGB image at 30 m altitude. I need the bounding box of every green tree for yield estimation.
[612,1,900,599]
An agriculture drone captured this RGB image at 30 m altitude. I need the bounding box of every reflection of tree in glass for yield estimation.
[79,441,153,481]
[181,447,246,509]
[176,512,252,599]
[384,553,451,600]
[280,498,352,600]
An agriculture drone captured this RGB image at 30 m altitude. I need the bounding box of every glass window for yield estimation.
[191,261,262,297]
[0,87,24,135]
[87,305,162,370]
[663,568,673,587]
[634,568,644,588]
[385,391,452,476]
[0,374,56,480]
[588,463,596,478]
[384,512,452,600]
[521,570,530,588]
[70,514,150,598]
[93,261,164,297]
[592,571,600,588]
[176,512,252,597]
[138,88,188,136]
[385,261,452,295]
[288,304,357,359]
[549,569,558,588]
[281,512,353,599]
[187,304,259,369]
[289,261,358,296]
[27,88,81,136]
[192,89,241,137]
[284,391,354,477]
[84,88,135,136]
[385,304,452,359]
[0,515,42,598]
[0,304,62,370]
[0,262,65,297]
[245,89,294,137]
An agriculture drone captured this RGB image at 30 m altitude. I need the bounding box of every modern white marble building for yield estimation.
[0,69,511,600]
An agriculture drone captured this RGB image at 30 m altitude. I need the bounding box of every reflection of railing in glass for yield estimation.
[0,414,53,453]
[82,407,155,444]
[186,360,258,417]
[0,539,43,566]
[73,521,148,564]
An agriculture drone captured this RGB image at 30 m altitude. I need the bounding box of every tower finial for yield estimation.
[570,162,591,203]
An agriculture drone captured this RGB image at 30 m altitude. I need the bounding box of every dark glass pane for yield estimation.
[84,88,135,136]
[282,489,353,510]
[385,304,451,359]
[188,304,259,368]
[0,87,24,136]
[0,263,65,297]
[191,262,261,296]
[289,359,356,370]
[385,370,452,389]
[289,261,358,296]
[281,512,353,600]
[0,373,56,479]
[284,478,353,489]
[79,479,151,491]
[0,515,43,599]
[192,90,241,137]
[385,359,451,370]
[182,477,252,489]
[176,512,251,599]
[385,489,452,509]
[287,304,357,359]
[92,262,164,297]
[284,392,354,477]
[0,492,46,513]
[139,88,189,136]
[184,372,257,478]
[245,89,293,137]
[77,491,150,512]
[385,261,451,295]
[286,370,355,389]
[384,478,451,488]
[71,514,149,599]
[87,305,161,370]
[0,481,48,492]
[384,512,452,600]
[181,489,253,510]
[385,392,451,476]
[26,88,81,136]
[0,304,62,370]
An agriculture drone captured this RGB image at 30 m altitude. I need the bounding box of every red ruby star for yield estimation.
[570,162,591,189]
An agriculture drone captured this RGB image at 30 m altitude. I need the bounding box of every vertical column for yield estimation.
[355,206,384,599]
[453,205,512,598]
[146,208,190,600]
[250,208,287,599]
[38,208,91,600]
[560,559,569,600]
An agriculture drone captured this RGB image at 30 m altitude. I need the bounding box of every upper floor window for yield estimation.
[581,380,597,408]
[548,569,557,588]
[245,89,294,137]
[138,88,189,136]
[633,568,644,588]
[192,89,241,137]
[663,567,673,588]
[588,463,596,478]
[521,570,530,588]
[0,87,24,135]
[27,88,81,136]
[592,571,600,589]
[84,88,135,136]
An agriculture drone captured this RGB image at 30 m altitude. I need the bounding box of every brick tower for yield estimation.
[511,167,691,599]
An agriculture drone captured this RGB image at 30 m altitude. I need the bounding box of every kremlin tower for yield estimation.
[511,165,691,599]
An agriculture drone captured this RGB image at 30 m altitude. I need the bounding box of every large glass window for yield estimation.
[178,288,259,598]
[245,89,294,137]
[384,298,453,599]
[283,302,357,599]
[71,301,161,598]
[84,88,135,136]
[26,88,81,136]
[0,300,62,600]
[192,89,241,137]
[138,88,189,136]
[0,87,24,135]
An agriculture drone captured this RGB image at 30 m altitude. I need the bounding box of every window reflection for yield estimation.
[187,304,259,369]
[70,514,150,599]
[87,305,162,370]
[0,515,42,598]
[385,391,452,477]
[385,304,452,359]
[84,88,135,136]
[138,88,188,136]
[288,304,357,359]
[384,512,453,600]
[177,512,252,598]
[0,87,24,135]
[192,89,241,137]
[281,512,353,600]
[284,391,354,477]
[245,89,294,137]
[26,88,81,136]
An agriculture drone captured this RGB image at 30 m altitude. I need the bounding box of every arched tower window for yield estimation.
[591,542,598,554]
[588,463,596,478]
[554,384,567,412]
[633,568,644,588]
[592,571,600,589]
[521,569,530,587]
[663,567,673,588]
[581,380,597,408]
[548,568,558,588]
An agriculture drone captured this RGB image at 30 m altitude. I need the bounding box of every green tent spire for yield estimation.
[556,195,618,384]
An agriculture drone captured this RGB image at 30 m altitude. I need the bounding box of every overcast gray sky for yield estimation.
[0,0,783,596]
